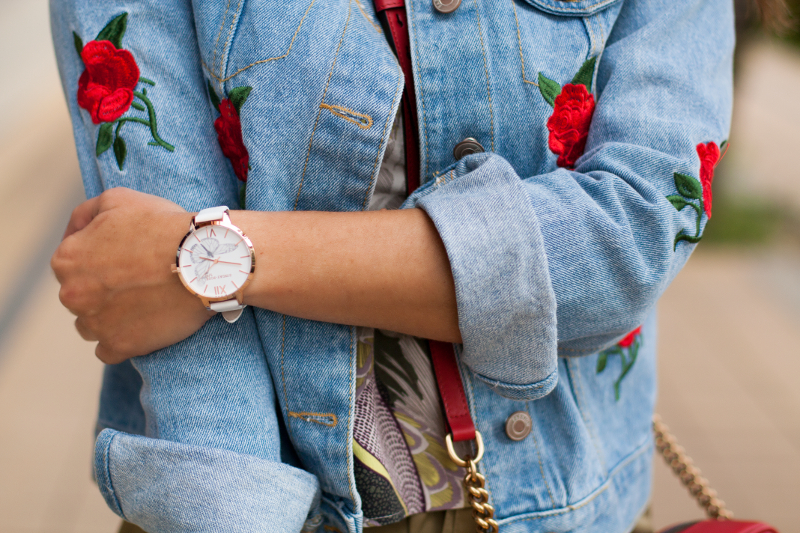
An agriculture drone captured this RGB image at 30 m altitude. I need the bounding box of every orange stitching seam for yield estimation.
[509,442,652,525]
[512,0,538,86]
[320,103,374,129]
[361,63,403,209]
[583,15,598,58]
[355,0,382,33]
[211,0,234,83]
[218,0,244,80]
[288,411,339,427]
[293,0,353,210]
[474,0,495,151]
[203,0,317,84]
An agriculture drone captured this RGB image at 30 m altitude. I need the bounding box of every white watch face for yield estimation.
[177,225,253,299]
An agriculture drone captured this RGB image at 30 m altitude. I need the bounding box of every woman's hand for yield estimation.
[51,188,211,364]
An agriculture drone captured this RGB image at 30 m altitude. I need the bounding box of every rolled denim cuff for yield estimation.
[472,368,559,401]
[413,153,558,400]
[95,429,321,533]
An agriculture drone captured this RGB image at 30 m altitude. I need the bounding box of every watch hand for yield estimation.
[199,256,241,266]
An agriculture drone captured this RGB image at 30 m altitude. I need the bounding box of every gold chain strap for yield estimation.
[464,458,499,533]
[446,432,499,533]
[652,415,733,520]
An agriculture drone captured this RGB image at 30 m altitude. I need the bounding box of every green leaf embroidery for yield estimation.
[73,32,84,58]
[96,13,128,49]
[571,56,597,91]
[666,194,689,212]
[597,340,640,401]
[596,352,608,373]
[614,340,639,401]
[96,123,114,156]
[673,172,702,200]
[229,86,253,114]
[674,232,702,248]
[208,81,221,110]
[239,183,247,209]
[131,102,146,112]
[114,136,127,170]
[537,73,561,107]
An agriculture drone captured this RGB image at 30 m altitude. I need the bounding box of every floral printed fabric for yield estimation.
[355,329,467,527]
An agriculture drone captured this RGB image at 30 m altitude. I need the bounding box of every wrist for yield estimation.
[226,210,265,308]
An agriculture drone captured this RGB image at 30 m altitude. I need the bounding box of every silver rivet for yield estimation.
[433,0,461,14]
[453,137,484,160]
[505,411,532,441]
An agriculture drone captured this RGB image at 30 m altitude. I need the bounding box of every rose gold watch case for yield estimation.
[171,213,256,308]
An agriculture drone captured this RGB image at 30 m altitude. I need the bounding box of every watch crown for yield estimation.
[171,264,179,274]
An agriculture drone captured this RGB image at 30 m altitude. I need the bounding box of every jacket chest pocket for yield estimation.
[511,0,623,90]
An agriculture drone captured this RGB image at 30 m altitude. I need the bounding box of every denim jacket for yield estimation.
[51,0,733,531]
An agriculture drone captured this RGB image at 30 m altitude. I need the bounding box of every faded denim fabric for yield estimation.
[50,0,733,531]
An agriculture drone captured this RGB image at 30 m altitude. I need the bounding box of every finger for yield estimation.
[74,317,99,341]
[63,196,102,239]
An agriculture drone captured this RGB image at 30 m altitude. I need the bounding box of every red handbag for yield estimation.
[654,416,779,533]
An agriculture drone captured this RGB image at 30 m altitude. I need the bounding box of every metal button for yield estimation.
[505,411,532,441]
[433,0,461,14]
[453,137,484,160]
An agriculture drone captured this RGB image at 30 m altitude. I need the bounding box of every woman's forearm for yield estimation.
[54,189,461,363]
[230,208,461,343]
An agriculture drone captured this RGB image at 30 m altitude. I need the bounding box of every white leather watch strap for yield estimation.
[209,300,244,313]
[195,206,229,224]
[209,300,245,323]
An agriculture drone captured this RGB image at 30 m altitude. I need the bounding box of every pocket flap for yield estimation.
[519,0,622,17]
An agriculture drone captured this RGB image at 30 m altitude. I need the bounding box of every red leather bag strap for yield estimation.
[429,341,476,442]
[373,0,420,193]
[372,0,475,444]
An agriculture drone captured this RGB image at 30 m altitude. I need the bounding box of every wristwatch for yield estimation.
[171,206,255,323]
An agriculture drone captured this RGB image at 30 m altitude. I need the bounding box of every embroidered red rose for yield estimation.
[696,142,720,218]
[618,326,642,348]
[546,84,596,169]
[214,99,250,182]
[77,40,140,124]
[74,13,173,170]
[598,325,643,400]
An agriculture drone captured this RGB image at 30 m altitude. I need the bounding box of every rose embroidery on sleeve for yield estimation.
[208,82,252,206]
[77,41,139,124]
[667,141,727,248]
[596,326,642,401]
[537,56,597,169]
[74,13,174,170]
[696,141,721,217]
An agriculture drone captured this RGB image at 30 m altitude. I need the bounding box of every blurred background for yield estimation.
[0,1,799,532]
